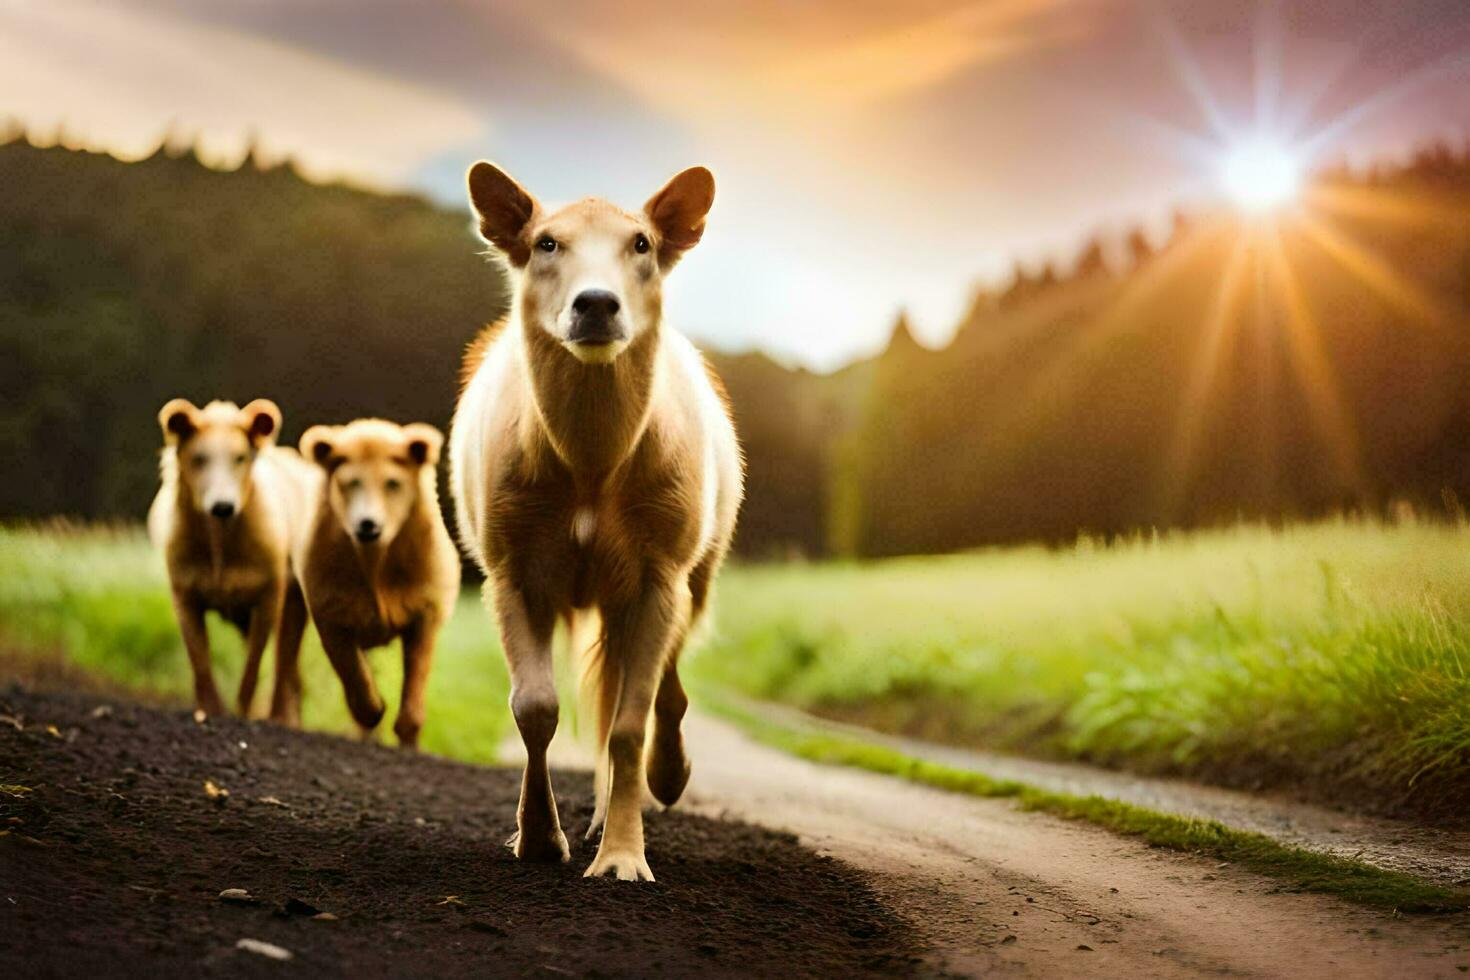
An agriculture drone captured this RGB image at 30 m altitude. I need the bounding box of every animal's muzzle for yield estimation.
[568,289,627,346]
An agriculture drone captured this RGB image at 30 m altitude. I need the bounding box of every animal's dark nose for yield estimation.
[210,501,236,520]
[572,289,620,319]
[355,519,382,543]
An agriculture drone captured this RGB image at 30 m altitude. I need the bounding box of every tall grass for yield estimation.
[0,523,511,762]
[694,519,1470,810]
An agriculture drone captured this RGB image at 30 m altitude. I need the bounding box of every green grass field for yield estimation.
[4,519,1470,812]
[0,523,510,762]
[691,519,1470,812]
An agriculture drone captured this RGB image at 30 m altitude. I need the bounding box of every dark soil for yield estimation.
[0,686,926,978]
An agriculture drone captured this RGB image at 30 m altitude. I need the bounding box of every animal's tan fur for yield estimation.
[147,398,317,721]
[296,418,461,748]
[451,162,742,881]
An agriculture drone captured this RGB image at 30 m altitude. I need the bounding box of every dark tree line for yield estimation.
[0,137,824,556]
[5,136,1470,558]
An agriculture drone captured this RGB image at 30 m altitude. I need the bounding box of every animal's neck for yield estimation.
[177,481,242,578]
[520,314,661,482]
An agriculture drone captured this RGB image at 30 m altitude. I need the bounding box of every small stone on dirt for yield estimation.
[90,705,113,719]
[313,912,338,922]
[236,938,292,961]
[1000,935,1018,946]
[1077,944,1094,951]
[204,780,229,801]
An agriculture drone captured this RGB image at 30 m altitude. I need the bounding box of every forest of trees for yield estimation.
[4,135,1470,558]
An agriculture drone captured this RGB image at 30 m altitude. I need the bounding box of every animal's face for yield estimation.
[158,399,281,520]
[467,162,715,365]
[300,420,443,549]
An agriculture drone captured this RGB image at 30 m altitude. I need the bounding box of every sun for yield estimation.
[1219,139,1302,213]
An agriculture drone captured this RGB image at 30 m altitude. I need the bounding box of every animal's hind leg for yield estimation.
[268,581,307,727]
[646,645,692,807]
[491,578,569,862]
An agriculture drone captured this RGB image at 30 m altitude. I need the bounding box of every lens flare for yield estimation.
[1219,140,1301,213]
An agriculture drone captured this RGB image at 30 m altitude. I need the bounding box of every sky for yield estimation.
[4,0,1470,370]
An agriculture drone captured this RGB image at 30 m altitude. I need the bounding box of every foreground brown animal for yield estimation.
[450,162,743,880]
[297,419,460,749]
[148,398,317,722]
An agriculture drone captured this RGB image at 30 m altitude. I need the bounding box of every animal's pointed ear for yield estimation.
[300,425,340,469]
[158,398,200,445]
[403,423,444,467]
[468,161,539,267]
[645,166,715,269]
[240,399,282,447]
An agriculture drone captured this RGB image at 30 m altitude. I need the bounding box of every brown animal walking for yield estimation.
[297,419,461,749]
[148,398,317,722]
[450,162,743,880]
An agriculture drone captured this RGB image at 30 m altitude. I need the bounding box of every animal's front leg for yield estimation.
[490,578,569,862]
[394,615,441,750]
[172,591,225,717]
[586,575,687,882]
[236,583,283,718]
[318,623,385,731]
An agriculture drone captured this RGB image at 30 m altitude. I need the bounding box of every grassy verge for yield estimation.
[703,695,1470,914]
[0,523,511,762]
[694,520,1470,813]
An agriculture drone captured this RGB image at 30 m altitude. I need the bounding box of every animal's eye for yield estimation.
[191,454,208,470]
[385,478,403,493]
[633,233,651,254]
[234,454,247,466]
[346,478,363,491]
[536,235,558,253]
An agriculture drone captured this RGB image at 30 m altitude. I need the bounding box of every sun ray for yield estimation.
[980,223,1222,445]
[1299,48,1470,160]
[1261,224,1366,494]
[1154,9,1234,144]
[1160,227,1252,519]
[1306,182,1470,231]
[1294,212,1451,331]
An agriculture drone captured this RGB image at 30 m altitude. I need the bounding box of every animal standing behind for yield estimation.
[149,398,317,722]
[451,162,743,880]
[297,419,461,749]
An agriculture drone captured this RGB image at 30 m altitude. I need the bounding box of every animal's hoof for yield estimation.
[393,719,422,751]
[508,827,570,863]
[354,700,387,731]
[646,743,691,807]
[584,847,654,882]
[268,708,301,729]
[584,800,607,841]
[196,692,227,719]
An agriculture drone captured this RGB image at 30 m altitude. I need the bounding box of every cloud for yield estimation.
[0,0,485,184]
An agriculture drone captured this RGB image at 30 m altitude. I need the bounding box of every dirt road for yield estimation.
[678,712,1470,978]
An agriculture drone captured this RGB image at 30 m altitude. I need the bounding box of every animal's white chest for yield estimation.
[572,507,596,546]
